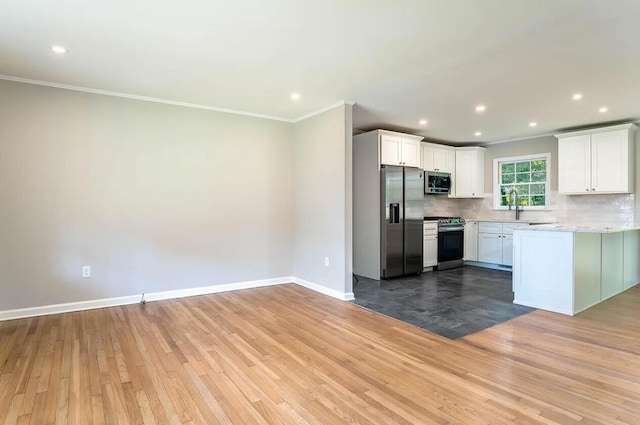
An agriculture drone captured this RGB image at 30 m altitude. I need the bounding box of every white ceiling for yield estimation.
[2,0,640,143]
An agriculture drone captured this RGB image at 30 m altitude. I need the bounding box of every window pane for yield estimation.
[531,160,546,171]
[501,163,515,174]
[531,171,546,182]
[501,173,515,184]
[497,156,548,208]
[530,183,545,195]
[531,195,545,206]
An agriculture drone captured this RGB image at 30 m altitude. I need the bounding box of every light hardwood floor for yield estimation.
[1,283,639,424]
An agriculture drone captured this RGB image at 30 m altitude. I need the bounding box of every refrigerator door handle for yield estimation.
[390,203,400,224]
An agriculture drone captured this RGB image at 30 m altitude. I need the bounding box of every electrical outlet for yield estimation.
[82,266,91,278]
[324,257,330,267]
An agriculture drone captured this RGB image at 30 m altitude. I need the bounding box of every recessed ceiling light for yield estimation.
[475,104,486,113]
[474,131,482,137]
[419,119,428,126]
[51,45,67,54]
[599,106,608,113]
[572,93,582,100]
[529,122,537,127]
[290,93,301,100]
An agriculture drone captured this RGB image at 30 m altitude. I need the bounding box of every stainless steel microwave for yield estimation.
[425,171,451,194]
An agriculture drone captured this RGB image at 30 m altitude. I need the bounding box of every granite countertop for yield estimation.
[466,218,556,224]
[515,222,640,233]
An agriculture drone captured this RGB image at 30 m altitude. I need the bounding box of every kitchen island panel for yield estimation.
[513,230,574,315]
[624,230,640,290]
[574,232,602,313]
[601,232,624,301]
[514,225,640,315]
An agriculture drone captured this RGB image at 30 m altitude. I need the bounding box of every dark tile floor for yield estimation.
[352,266,535,339]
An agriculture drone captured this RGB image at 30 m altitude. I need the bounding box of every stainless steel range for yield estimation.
[424,217,465,270]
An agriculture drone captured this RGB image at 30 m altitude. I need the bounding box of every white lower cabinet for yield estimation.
[478,233,503,264]
[503,234,513,267]
[463,221,478,261]
[477,222,527,266]
[423,221,438,268]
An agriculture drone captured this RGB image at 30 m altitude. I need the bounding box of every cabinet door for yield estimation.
[502,234,513,266]
[423,235,438,267]
[401,139,421,168]
[423,146,436,171]
[455,150,474,196]
[591,130,630,193]
[464,221,478,261]
[380,135,403,166]
[433,149,448,171]
[558,135,591,194]
[455,149,484,197]
[423,146,453,172]
[478,233,502,263]
[443,150,456,173]
[470,148,484,196]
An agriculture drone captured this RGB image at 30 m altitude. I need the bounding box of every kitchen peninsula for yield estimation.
[512,223,640,315]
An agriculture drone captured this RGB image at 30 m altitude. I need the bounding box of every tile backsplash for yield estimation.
[424,191,635,223]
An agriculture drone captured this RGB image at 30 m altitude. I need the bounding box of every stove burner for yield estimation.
[424,216,465,226]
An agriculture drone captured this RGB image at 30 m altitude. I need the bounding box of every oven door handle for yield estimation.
[438,226,464,232]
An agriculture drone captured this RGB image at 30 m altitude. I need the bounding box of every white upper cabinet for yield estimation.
[557,135,591,193]
[422,143,455,173]
[557,124,636,195]
[453,147,485,198]
[380,133,421,167]
[591,130,632,193]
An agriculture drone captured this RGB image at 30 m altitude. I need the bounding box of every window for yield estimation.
[493,153,550,209]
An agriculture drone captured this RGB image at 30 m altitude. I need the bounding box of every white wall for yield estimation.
[0,80,295,310]
[292,104,353,297]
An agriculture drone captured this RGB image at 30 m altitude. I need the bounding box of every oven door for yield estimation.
[438,226,464,263]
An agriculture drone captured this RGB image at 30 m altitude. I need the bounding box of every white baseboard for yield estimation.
[0,276,354,321]
[0,295,142,322]
[293,277,355,301]
[142,276,292,303]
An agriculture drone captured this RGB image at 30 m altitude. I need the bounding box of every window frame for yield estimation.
[492,153,551,210]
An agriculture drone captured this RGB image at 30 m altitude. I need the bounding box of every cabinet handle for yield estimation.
[592,188,595,191]
[586,188,589,191]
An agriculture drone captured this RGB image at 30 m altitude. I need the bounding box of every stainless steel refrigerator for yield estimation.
[380,165,424,278]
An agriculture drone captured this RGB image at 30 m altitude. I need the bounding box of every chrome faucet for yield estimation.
[508,189,521,220]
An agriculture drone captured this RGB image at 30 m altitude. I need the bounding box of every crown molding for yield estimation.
[0,74,291,122]
[292,100,356,123]
[0,74,355,125]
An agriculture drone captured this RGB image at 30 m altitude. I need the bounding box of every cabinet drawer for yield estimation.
[423,221,438,235]
[478,222,502,234]
[502,222,529,235]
